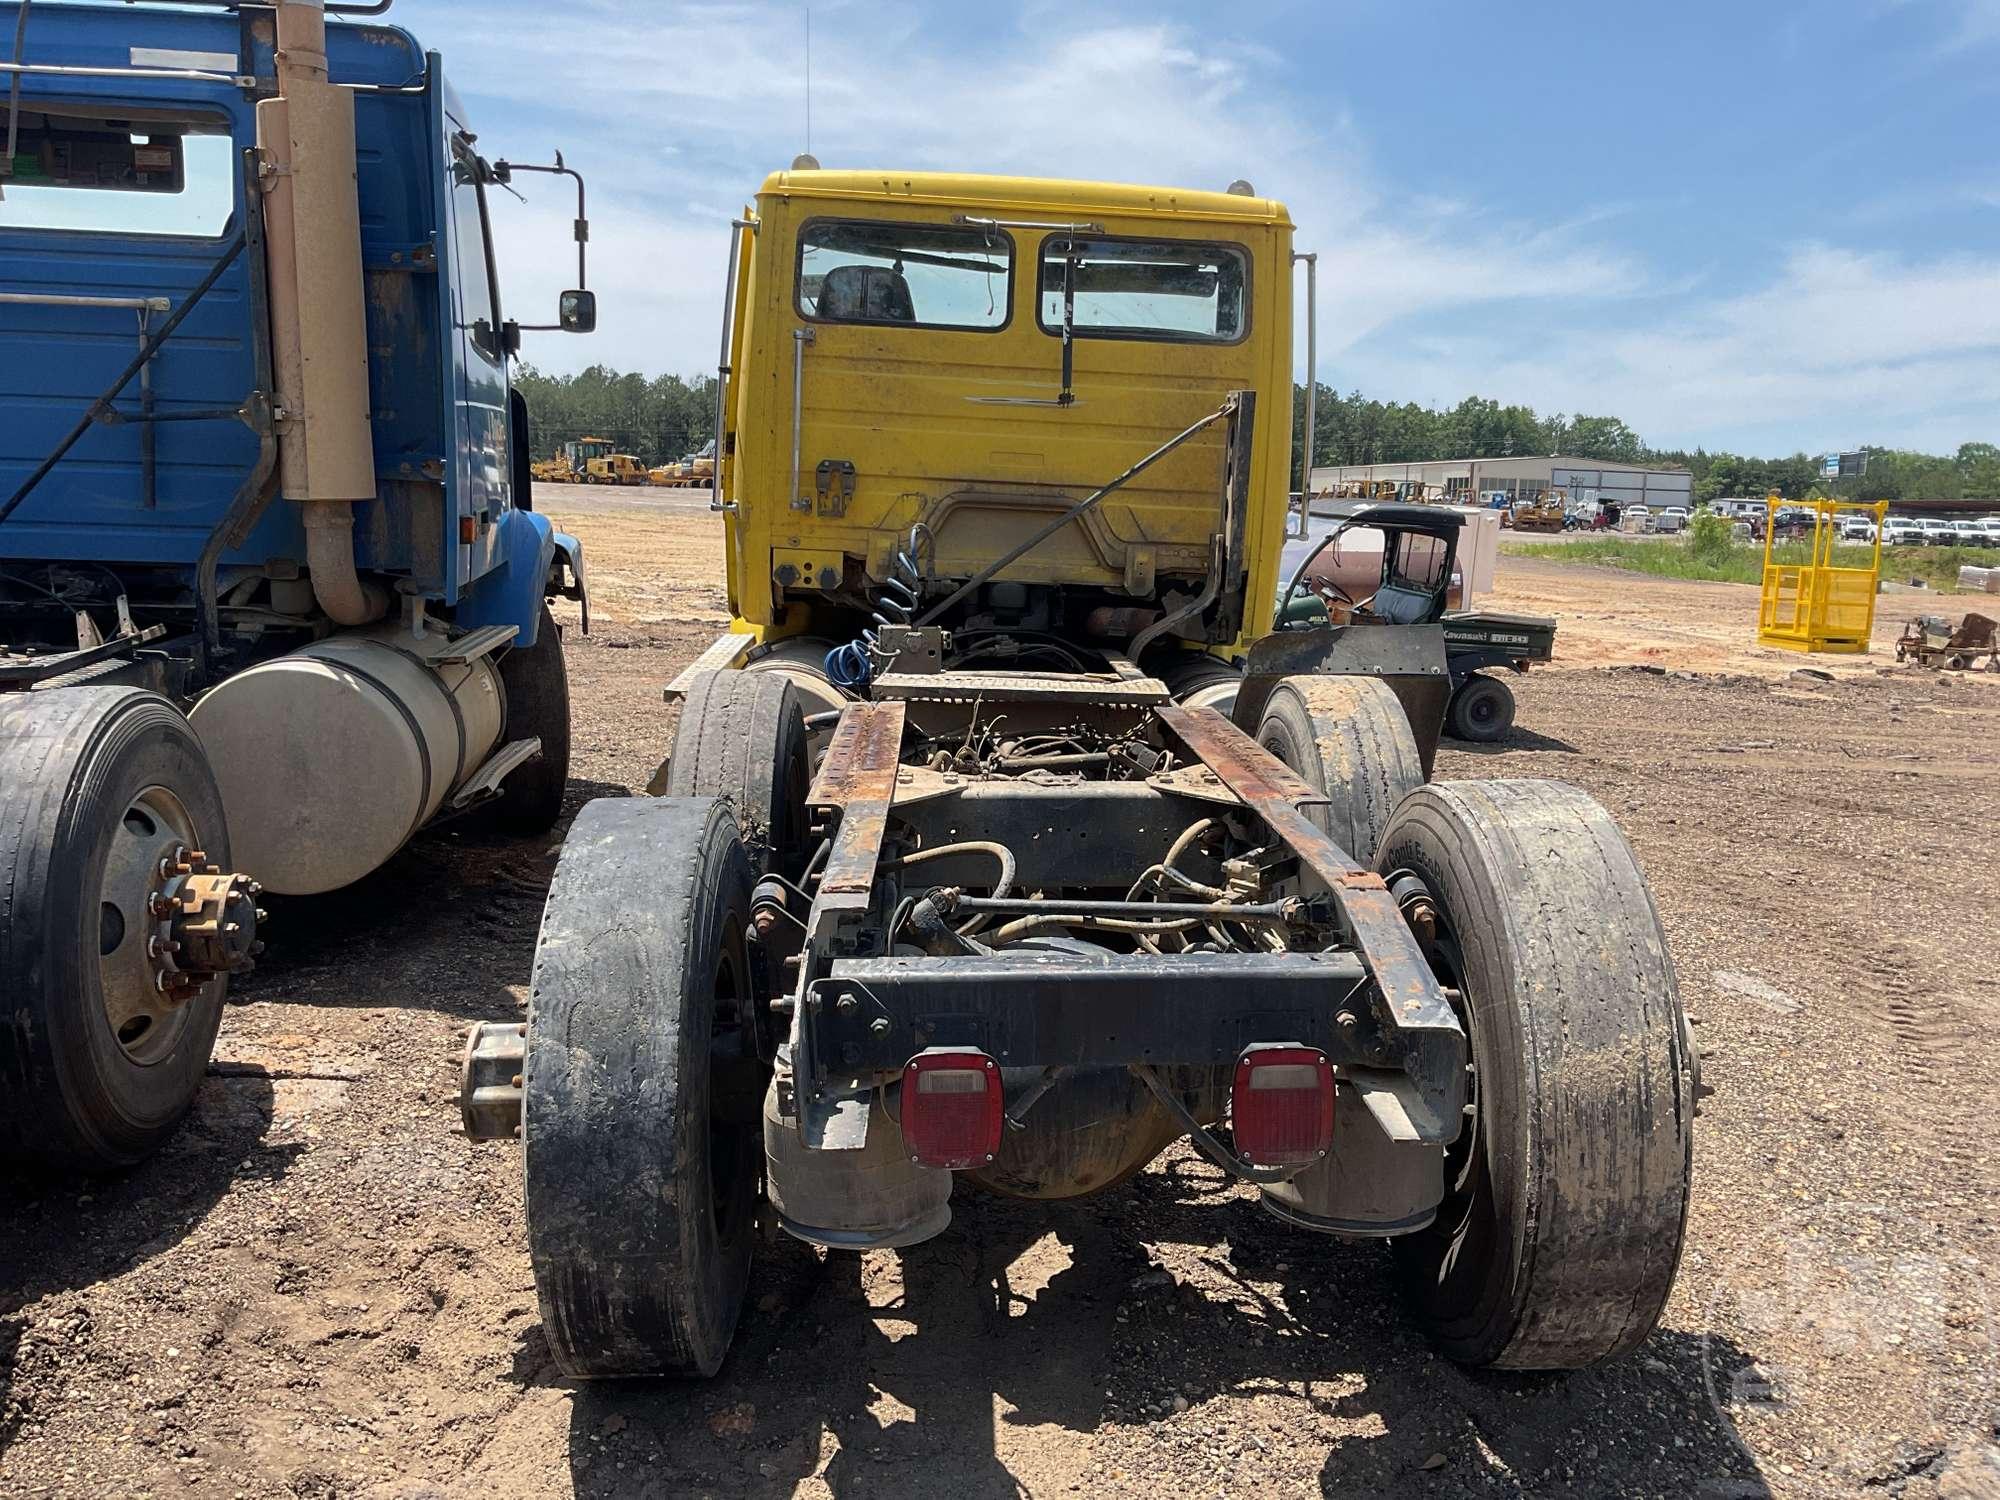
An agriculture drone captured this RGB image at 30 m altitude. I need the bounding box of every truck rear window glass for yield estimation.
[1038,237,1248,343]
[797,219,1012,331]
[0,111,233,238]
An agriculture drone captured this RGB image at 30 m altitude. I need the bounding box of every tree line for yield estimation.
[514,364,1997,503]
[514,365,716,466]
[1286,386,1999,502]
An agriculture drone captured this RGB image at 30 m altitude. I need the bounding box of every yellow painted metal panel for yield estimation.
[724,174,1294,651]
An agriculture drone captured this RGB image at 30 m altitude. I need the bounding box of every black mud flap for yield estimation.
[1233,623,1451,777]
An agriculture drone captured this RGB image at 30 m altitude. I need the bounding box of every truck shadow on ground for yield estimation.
[1443,725,1582,756]
[231,779,630,1020]
[0,1071,298,1457]
[527,1164,1768,1499]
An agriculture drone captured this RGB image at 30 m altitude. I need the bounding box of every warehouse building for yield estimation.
[1309,455,1693,511]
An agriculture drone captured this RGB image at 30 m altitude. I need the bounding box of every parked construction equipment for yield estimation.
[531,436,614,484]
[651,438,718,487]
[461,168,1694,1382]
[583,451,649,485]
[1505,490,1568,533]
[1,0,592,1169]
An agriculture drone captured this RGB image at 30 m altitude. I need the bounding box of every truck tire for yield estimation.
[491,604,571,834]
[1255,675,1424,864]
[1374,780,1693,1369]
[0,687,232,1171]
[524,796,761,1378]
[1446,673,1515,744]
[663,670,810,877]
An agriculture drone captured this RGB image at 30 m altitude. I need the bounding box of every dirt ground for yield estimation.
[5,486,1998,1499]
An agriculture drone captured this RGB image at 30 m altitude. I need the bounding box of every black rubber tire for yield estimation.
[1255,675,1424,864]
[1376,780,1694,1369]
[524,796,762,1379]
[491,604,572,834]
[1153,650,1243,703]
[0,687,231,1171]
[663,670,810,877]
[1446,674,1516,743]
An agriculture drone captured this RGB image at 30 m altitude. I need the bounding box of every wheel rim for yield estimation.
[98,785,205,1066]
[1387,871,1485,1274]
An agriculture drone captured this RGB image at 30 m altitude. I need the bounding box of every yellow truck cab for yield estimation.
[715,171,1297,680]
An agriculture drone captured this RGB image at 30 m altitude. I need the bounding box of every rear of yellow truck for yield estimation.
[462,168,1694,1395]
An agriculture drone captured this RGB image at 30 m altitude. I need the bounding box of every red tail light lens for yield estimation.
[1231,1045,1335,1167]
[900,1049,1004,1170]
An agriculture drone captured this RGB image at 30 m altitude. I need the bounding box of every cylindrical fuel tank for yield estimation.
[189,628,504,894]
[764,1079,952,1250]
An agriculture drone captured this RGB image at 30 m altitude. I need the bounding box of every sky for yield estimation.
[403,0,2000,458]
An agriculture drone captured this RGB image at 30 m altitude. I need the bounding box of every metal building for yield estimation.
[1309,455,1693,511]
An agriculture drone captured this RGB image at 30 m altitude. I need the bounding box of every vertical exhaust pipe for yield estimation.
[258,0,387,624]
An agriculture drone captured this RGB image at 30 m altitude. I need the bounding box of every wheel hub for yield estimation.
[100,789,263,1064]
[147,852,264,1003]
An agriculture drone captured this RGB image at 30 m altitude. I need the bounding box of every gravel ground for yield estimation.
[4,498,1998,1499]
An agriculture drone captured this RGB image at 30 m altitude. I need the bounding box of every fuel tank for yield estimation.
[188,626,503,894]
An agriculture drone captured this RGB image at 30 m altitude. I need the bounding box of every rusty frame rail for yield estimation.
[1156,702,1466,1139]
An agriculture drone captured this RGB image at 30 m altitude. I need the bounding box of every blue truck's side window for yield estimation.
[450,142,503,363]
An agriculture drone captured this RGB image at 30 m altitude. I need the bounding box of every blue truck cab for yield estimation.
[0,0,592,1170]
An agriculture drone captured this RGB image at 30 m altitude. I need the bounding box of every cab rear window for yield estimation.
[797,219,1012,331]
[0,109,234,239]
[1038,236,1248,343]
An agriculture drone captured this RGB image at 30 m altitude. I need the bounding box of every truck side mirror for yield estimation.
[559,289,596,333]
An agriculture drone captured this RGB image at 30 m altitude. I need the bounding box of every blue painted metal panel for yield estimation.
[0,5,545,633]
[456,508,558,647]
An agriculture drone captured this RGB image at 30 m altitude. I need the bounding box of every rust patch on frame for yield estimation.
[809,701,906,898]
[1156,703,1464,1125]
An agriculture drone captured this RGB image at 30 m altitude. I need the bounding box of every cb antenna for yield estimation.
[792,8,819,171]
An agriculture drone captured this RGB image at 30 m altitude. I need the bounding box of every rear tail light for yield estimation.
[1231,1045,1335,1167]
[900,1049,1004,1170]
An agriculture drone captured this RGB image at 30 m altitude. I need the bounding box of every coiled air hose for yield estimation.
[825,522,933,690]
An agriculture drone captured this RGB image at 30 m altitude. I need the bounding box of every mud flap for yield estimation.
[1232,623,1451,777]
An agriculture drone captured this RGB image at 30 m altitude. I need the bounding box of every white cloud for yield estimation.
[423,2,1995,454]
[430,3,1645,379]
[1352,245,2000,451]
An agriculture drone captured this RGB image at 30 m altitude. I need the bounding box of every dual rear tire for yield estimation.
[1255,675,1693,1369]
[525,671,807,1378]
[525,796,762,1378]
[527,672,1693,1377]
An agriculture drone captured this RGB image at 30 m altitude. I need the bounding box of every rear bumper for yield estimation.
[799,948,1464,1146]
